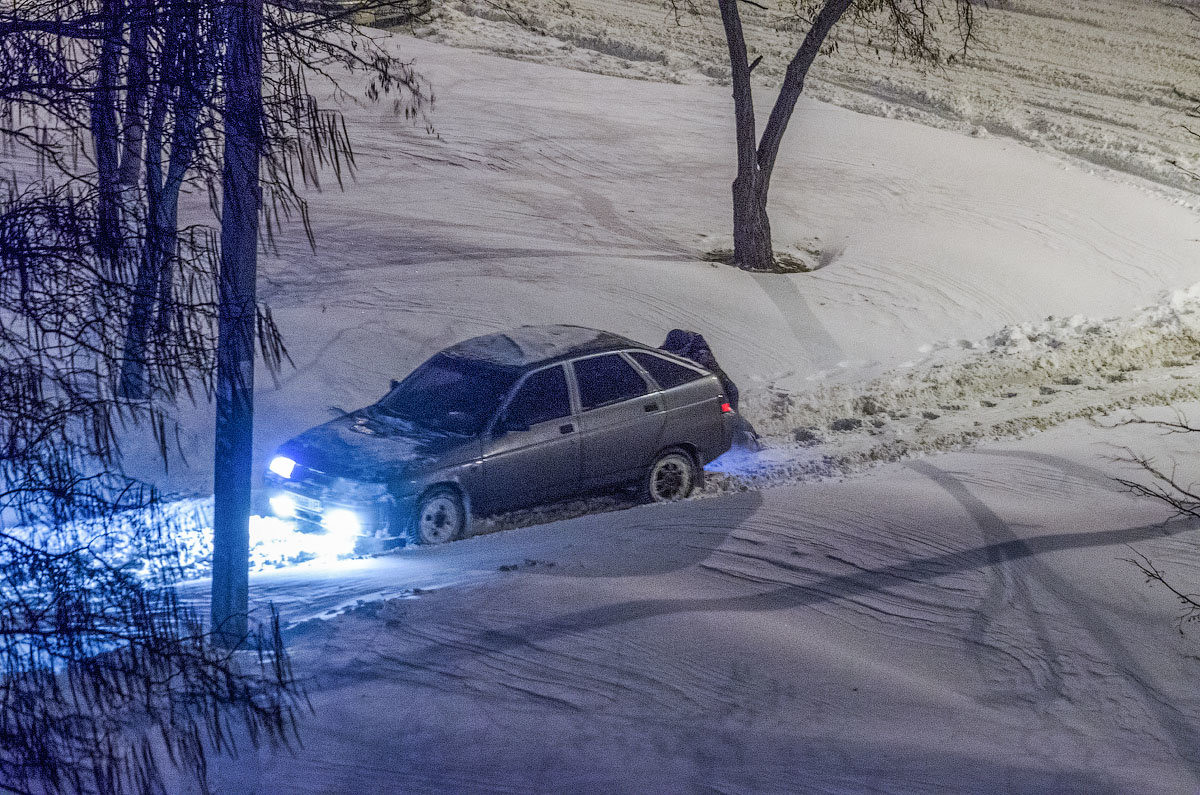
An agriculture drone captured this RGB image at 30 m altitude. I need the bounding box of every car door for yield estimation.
[572,352,665,489]
[627,349,720,448]
[481,364,580,513]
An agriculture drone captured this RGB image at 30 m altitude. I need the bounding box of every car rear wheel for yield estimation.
[643,448,698,503]
[410,487,466,545]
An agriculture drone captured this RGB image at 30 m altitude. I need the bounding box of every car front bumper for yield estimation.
[265,468,412,539]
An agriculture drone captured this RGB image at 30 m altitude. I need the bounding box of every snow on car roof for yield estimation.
[441,325,639,368]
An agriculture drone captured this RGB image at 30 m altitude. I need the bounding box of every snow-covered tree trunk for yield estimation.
[212,0,264,649]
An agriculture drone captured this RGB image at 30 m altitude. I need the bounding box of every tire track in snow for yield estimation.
[906,459,1068,702]
[536,172,690,255]
[358,511,1200,758]
[906,458,1200,781]
[972,449,1121,492]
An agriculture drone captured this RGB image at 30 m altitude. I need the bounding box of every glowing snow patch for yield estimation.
[269,493,297,518]
[269,456,296,479]
[705,447,765,475]
[322,508,361,538]
[249,515,357,565]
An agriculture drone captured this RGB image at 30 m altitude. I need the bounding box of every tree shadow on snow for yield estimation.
[400,462,1200,771]
[479,489,765,580]
[907,456,1200,774]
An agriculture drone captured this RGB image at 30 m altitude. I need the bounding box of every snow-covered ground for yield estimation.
[131,30,1200,498]
[423,0,1200,195]
[123,5,1200,789]
[184,412,1200,792]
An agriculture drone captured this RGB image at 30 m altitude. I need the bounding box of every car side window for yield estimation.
[573,353,651,411]
[629,352,705,390]
[502,365,571,428]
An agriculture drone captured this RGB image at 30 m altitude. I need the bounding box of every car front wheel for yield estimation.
[410,487,466,545]
[643,448,698,503]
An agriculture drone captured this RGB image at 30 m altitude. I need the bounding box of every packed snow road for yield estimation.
[186,414,1200,793]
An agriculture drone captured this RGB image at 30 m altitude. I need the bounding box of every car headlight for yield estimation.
[322,508,361,538]
[269,455,297,479]
[269,493,297,518]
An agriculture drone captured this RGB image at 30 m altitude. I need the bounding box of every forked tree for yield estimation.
[476,0,980,270]
[696,0,980,271]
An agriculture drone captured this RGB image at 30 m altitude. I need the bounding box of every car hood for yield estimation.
[277,408,473,482]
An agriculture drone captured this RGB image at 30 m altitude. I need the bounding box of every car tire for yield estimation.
[642,448,699,503]
[410,486,467,545]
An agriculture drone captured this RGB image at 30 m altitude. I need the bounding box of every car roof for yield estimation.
[439,325,654,370]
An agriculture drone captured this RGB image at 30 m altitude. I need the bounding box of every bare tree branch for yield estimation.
[1123,547,1200,632]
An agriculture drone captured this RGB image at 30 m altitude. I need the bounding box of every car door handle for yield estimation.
[644,403,658,412]
[559,423,574,434]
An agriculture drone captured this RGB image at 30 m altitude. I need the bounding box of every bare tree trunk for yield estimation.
[718,0,770,272]
[120,16,208,399]
[148,92,204,352]
[149,157,184,348]
[212,0,264,649]
[92,0,124,277]
[717,0,853,272]
[732,178,773,270]
[153,20,217,349]
[119,37,171,398]
[119,52,170,400]
[117,0,149,192]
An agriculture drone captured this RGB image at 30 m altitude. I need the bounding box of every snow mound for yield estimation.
[924,282,1200,357]
[722,283,1200,491]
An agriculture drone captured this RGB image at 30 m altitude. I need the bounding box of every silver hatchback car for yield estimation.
[264,325,735,547]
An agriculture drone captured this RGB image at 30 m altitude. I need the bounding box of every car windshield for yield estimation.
[375,353,520,434]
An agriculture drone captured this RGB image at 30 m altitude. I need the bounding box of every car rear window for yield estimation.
[629,351,705,390]
[503,365,571,428]
[573,353,650,410]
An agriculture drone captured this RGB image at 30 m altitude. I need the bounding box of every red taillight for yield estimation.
[720,402,733,414]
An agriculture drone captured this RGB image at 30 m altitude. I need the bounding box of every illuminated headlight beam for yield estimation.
[269,493,297,519]
[322,508,362,539]
[269,455,297,479]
